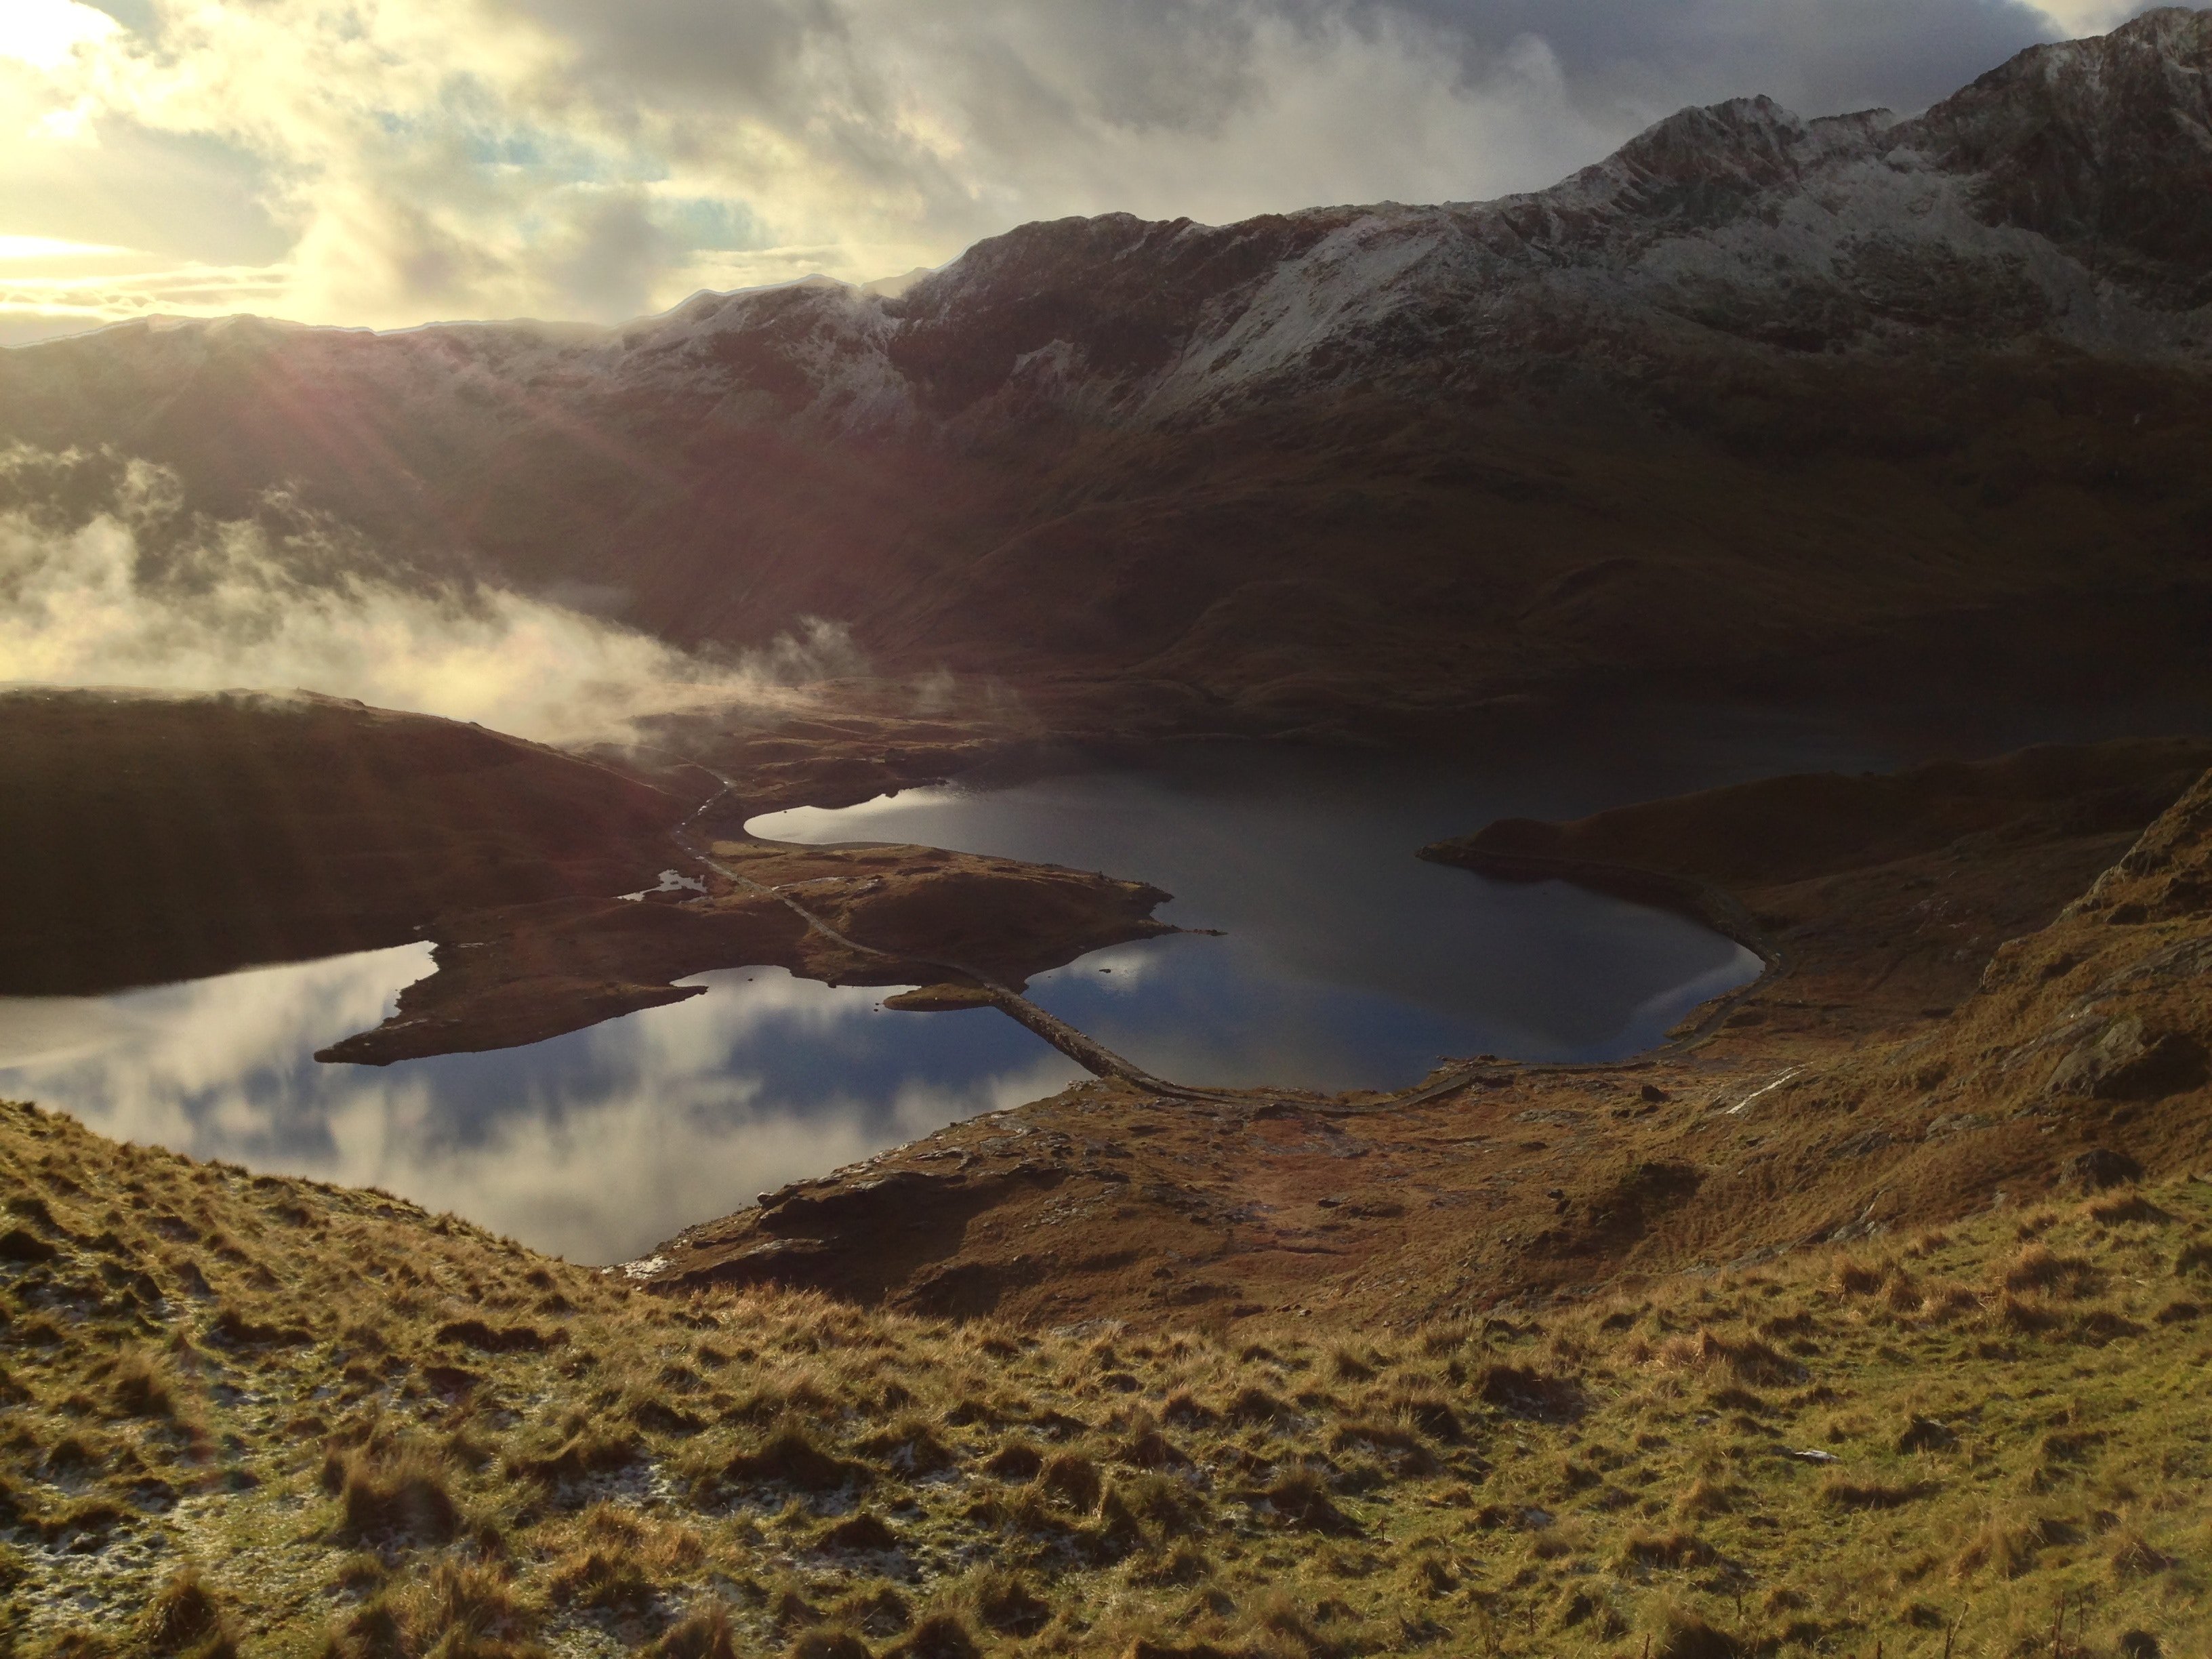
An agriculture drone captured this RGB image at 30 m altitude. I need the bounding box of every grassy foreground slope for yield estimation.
[6,762,2212,1658]
[4,1111,2211,1657]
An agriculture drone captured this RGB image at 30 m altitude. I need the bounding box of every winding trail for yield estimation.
[670,771,1235,1102]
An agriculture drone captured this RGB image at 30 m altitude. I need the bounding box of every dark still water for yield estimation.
[1,714,1934,1262]
[749,744,1769,1090]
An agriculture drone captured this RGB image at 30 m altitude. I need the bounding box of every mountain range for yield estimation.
[4,8,2210,733]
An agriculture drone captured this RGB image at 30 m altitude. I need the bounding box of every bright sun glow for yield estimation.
[0,235,134,260]
[0,0,118,70]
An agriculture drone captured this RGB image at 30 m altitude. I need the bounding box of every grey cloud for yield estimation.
[497,0,846,106]
[501,0,2075,144]
[552,191,678,317]
[20,0,2140,333]
[974,3,1270,131]
[470,0,2085,248]
[1130,0,2068,124]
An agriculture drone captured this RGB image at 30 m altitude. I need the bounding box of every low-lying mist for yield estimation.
[0,445,859,745]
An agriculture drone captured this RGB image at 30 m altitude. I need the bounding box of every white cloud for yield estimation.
[0,0,118,71]
[2034,0,2152,30]
[0,234,131,258]
[0,445,861,741]
[0,0,2097,335]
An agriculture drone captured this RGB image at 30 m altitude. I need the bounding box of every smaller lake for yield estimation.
[0,954,1084,1264]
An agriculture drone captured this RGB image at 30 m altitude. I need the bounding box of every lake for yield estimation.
[748,742,1768,1090]
[0,712,1923,1261]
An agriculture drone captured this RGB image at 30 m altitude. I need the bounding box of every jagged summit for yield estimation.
[1918,6,2212,304]
[14,9,2211,423]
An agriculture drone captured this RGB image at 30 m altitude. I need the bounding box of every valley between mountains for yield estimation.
[5,10,2212,1659]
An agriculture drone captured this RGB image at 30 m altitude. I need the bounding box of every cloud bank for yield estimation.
[0,0,2163,340]
[0,445,859,742]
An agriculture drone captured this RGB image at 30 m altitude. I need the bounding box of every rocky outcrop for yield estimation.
[1918,7,2212,307]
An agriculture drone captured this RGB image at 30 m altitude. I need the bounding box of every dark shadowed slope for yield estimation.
[0,689,683,995]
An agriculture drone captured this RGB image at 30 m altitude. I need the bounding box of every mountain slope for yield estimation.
[3,13,2211,730]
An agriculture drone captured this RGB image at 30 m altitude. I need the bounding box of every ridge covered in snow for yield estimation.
[12,9,2209,437]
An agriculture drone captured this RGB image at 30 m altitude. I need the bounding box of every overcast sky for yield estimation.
[0,0,2156,342]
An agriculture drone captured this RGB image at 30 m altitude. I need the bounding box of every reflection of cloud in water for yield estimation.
[2,739,1822,1261]
[0,949,1082,1264]
[1621,947,1769,1038]
[1054,942,1174,994]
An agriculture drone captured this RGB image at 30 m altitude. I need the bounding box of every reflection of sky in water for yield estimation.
[0,951,1082,1265]
[751,744,1771,1090]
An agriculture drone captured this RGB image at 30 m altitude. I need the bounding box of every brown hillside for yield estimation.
[0,688,684,996]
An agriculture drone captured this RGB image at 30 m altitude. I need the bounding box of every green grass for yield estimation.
[2,1097,2209,1657]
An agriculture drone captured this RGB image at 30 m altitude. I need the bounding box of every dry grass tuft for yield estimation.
[2087,1193,2171,1226]
[657,1604,741,1659]
[724,1422,870,1493]
[435,1317,558,1354]
[209,1304,312,1347]
[1647,1600,1742,1659]
[334,1443,463,1544]
[1674,1478,1738,1519]
[1832,1256,1887,1296]
[327,1557,533,1658]
[1223,1385,1294,1427]
[1622,1528,1717,1569]
[1820,1473,1938,1511]
[1952,1512,2046,1580]
[1254,1468,1355,1534]
[2000,1244,2104,1298]
[2108,1528,2179,1581]
[822,1511,901,1552]
[142,1567,237,1658]
[1896,1415,1959,1454]
[108,1348,180,1418]
[885,1611,983,1659]
[8,1095,2212,1658]
[1040,1450,1105,1513]
[1653,1329,1800,1387]
[972,1571,1054,1636]
[508,1425,640,1486]
[983,1439,1045,1481]
[1476,1362,1584,1418]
